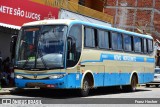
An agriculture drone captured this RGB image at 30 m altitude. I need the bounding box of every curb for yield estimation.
[0,88,16,95]
[0,91,11,95]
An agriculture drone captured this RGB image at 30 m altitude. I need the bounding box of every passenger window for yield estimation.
[134,37,142,53]
[85,27,95,47]
[117,33,123,50]
[123,34,132,51]
[112,32,117,50]
[148,39,153,53]
[98,30,109,49]
[112,32,122,50]
[143,39,147,53]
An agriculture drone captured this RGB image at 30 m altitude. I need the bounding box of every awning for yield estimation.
[0,22,21,30]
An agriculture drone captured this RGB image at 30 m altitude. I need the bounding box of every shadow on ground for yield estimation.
[10,86,152,99]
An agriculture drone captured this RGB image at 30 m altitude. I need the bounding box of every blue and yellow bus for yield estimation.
[11,19,155,96]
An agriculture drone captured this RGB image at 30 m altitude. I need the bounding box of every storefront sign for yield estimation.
[0,0,59,26]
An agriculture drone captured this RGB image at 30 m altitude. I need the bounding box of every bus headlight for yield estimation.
[49,74,66,79]
[16,75,23,79]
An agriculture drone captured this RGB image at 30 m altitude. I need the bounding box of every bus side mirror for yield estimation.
[10,35,17,60]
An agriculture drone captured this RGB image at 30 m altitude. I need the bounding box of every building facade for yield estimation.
[0,0,59,60]
[104,0,160,40]
[62,0,160,40]
[1,0,160,60]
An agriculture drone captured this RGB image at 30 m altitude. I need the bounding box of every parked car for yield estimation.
[146,68,160,87]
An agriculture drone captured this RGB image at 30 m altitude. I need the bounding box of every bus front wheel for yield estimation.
[79,77,90,97]
[155,85,159,87]
[146,84,150,87]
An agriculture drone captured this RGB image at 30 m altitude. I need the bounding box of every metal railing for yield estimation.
[31,0,113,24]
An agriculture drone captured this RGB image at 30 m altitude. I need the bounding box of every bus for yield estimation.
[11,19,155,97]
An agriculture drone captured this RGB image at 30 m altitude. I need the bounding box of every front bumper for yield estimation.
[15,77,66,89]
[15,73,82,89]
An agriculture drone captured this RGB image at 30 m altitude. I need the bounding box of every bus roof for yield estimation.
[22,19,75,26]
[23,19,153,39]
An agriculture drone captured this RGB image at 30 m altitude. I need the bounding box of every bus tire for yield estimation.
[79,77,90,97]
[129,75,137,92]
[155,85,159,87]
[146,84,150,87]
[11,88,24,94]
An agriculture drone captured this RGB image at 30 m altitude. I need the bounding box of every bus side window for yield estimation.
[117,33,123,50]
[108,32,112,49]
[97,29,109,49]
[111,32,122,50]
[134,37,142,53]
[148,39,153,53]
[143,38,147,53]
[111,32,118,50]
[84,27,95,48]
[94,29,98,48]
[123,34,132,52]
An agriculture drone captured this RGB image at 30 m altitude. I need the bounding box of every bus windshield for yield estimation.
[15,25,67,69]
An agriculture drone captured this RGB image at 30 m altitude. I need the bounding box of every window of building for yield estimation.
[123,34,132,51]
[84,27,95,47]
[134,37,142,53]
[78,0,85,6]
[111,32,122,50]
[97,30,109,49]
